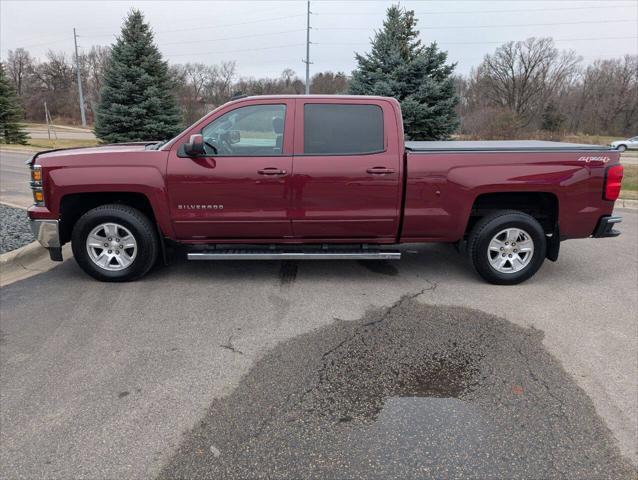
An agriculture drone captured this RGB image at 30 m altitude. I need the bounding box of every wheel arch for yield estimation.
[59,192,160,245]
[465,191,559,237]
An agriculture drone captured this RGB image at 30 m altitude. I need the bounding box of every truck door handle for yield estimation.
[258,168,287,176]
[366,167,395,175]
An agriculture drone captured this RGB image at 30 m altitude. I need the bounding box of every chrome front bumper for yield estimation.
[29,219,61,248]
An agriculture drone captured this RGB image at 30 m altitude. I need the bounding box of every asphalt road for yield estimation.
[0,149,637,478]
[0,150,32,208]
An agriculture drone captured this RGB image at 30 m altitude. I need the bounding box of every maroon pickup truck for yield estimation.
[27,95,624,284]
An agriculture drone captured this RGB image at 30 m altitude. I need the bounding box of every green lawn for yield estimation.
[621,164,638,200]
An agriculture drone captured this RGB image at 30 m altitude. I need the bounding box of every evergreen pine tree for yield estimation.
[0,63,29,145]
[95,9,182,142]
[541,102,565,133]
[349,5,459,140]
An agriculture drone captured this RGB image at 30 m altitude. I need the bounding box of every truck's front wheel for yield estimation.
[71,204,158,282]
[468,210,546,285]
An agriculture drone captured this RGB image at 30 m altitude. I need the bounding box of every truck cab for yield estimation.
[164,96,403,242]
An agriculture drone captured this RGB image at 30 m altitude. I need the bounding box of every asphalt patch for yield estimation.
[159,298,636,479]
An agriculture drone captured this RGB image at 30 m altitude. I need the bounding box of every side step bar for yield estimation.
[187,250,401,261]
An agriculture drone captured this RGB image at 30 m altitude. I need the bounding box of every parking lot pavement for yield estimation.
[1,211,636,478]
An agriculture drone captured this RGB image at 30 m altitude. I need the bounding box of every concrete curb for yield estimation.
[0,241,71,288]
[0,201,29,210]
[0,241,45,267]
[617,198,638,210]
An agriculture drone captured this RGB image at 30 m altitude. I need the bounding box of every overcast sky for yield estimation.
[1,0,637,78]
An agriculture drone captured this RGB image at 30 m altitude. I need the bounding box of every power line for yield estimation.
[152,14,306,35]
[164,43,306,58]
[8,13,308,47]
[10,38,69,50]
[315,4,637,16]
[317,19,637,31]
[84,7,306,36]
[316,36,638,47]
[160,29,306,47]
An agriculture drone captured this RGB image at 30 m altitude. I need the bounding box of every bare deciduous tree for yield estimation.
[6,48,33,97]
[473,37,580,127]
[311,71,349,94]
[565,55,638,135]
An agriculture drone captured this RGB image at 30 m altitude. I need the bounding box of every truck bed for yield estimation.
[405,140,612,152]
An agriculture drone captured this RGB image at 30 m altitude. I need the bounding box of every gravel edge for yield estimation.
[0,204,33,254]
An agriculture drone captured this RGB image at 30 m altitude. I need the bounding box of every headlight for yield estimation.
[30,164,45,206]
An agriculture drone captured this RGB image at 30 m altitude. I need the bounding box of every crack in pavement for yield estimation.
[219,336,243,355]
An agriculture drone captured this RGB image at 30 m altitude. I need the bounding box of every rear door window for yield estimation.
[303,104,384,155]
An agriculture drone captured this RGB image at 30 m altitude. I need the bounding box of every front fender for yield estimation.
[46,165,173,238]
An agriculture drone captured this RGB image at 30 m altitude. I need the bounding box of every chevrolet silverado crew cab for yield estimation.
[27,95,624,284]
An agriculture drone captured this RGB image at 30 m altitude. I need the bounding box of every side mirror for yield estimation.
[229,130,241,144]
[183,134,205,157]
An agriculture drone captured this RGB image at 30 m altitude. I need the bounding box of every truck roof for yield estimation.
[405,140,612,152]
[229,94,396,101]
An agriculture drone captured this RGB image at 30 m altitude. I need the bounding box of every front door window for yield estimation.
[201,104,286,156]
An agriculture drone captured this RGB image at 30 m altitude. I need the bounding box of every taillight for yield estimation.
[604,165,623,201]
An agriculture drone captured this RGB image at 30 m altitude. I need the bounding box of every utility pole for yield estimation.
[44,101,51,141]
[44,101,57,141]
[303,1,312,95]
[73,28,87,127]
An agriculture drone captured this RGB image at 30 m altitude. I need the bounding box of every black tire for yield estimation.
[71,204,158,282]
[467,210,546,285]
[617,144,627,152]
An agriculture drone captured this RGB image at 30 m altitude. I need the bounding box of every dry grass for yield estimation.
[561,134,624,146]
[1,139,99,152]
[26,138,99,149]
[23,122,94,133]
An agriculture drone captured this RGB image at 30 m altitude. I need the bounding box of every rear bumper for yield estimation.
[592,215,622,238]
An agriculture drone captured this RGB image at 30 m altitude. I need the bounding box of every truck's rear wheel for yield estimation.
[468,210,546,285]
[71,204,158,282]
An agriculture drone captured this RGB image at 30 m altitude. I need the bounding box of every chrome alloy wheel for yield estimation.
[487,228,534,274]
[86,222,137,271]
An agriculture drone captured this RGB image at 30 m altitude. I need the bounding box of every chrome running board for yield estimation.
[187,250,401,261]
